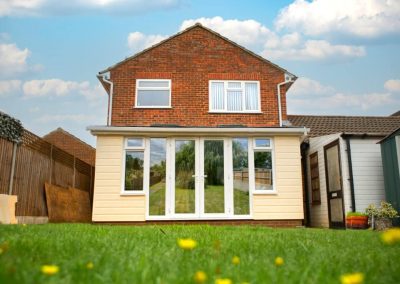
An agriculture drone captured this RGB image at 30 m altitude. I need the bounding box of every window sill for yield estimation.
[120,192,146,196]
[134,106,172,109]
[253,190,277,195]
[209,111,263,114]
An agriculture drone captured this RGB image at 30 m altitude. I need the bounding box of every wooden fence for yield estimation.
[0,130,94,217]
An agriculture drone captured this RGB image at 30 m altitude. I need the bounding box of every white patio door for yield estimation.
[171,138,230,218]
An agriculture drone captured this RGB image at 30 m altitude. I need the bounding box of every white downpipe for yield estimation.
[276,74,295,127]
[101,74,114,126]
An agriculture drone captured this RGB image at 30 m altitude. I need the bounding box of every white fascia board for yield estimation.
[87,125,309,137]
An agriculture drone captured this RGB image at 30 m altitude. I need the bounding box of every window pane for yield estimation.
[228,82,241,89]
[125,151,144,191]
[227,90,242,111]
[175,140,196,213]
[254,151,273,190]
[204,140,225,213]
[149,138,167,216]
[127,138,143,147]
[211,82,224,110]
[255,138,270,148]
[245,83,259,110]
[137,90,170,106]
[138,80,169,88]
[232,138,250,215]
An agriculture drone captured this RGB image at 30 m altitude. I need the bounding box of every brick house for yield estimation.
[43,128,96,166]
[88,23,307,225]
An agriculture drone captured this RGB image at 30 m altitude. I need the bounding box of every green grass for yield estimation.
[1,225,399,284]
[149,183,250,215]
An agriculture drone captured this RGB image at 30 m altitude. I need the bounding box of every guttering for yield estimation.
[277,73,297,127]
[97,73,113,126]
[87,125,309,136]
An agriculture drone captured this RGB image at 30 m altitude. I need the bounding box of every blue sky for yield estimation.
[1,0,399,146]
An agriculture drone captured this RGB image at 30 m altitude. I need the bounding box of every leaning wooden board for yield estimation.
[44,183,91,222]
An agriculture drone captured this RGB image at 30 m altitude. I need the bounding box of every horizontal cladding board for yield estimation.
[275,158,301,166]
[97,137,123,146]
[253,212,303,220]
[253,199,302,206]
[94,180,121,187]
[95,173,121,180]
[93,215,145,222]
[96,158,122,166]
[253,205,303,213]
[94,200,145,207]
[95,166,122,174]
[94,207,145,215]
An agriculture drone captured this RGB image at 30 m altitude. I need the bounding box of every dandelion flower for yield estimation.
[215,278,232,284]
[22,224,27,227]
[194,271,207,283]
[177,238,197,250]
[381,228,400,245]
[86,262,94,269]
[340,272,364,284]
[232,256,240,265]
[41,265,59,275]
[275,256,284,266]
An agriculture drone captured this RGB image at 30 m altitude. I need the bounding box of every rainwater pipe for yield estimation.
[98,73,113,126]
[277,73,296,127]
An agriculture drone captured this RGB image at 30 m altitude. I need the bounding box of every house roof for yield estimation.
[98,23,295,79]
[378,127,400,144]
[288,115,400,137]
[43,127,96,166]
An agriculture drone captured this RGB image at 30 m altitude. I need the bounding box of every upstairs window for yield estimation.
[209,81,260,113]
[136,79,171,108]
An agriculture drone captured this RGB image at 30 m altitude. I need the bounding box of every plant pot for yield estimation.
[346,216,369,229]
[374,218,392,231]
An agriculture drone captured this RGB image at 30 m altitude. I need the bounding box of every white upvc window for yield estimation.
[135,79,171,108]
[252,138,275,193]
[209,80,261,113]
[122,138,146,194]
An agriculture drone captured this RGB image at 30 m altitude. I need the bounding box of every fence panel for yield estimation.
[0,139,13,194]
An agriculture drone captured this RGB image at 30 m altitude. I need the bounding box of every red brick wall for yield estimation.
[109,26,288,127]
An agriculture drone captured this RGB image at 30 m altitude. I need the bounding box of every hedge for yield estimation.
[0,111,23,143]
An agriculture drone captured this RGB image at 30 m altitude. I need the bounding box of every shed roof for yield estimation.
[288,114,400,137]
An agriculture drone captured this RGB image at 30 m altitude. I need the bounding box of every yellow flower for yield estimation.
[232,256,240,265]
[215,278,232,284]
[381,228,400,245]
[41,265,59,275]
[194,271,207,283]
[177,238,197,250]
[22,224,27,227]
[275,256,284,266]
[86,262,94,269]
[340,272,364,284]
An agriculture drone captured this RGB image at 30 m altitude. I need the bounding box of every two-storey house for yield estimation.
[88,23,307,226]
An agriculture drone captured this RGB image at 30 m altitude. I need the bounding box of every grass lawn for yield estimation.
[0,225,399,284]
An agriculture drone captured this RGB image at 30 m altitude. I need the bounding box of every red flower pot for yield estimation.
[346,216,369,229]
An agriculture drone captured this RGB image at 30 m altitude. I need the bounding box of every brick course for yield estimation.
[105,26,290,127]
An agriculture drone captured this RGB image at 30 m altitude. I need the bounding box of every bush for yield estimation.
[366,201,399,219]
[0,111,23,143]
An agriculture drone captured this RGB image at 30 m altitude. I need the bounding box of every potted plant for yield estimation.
[346,212,369,229]
[366,201,399,231]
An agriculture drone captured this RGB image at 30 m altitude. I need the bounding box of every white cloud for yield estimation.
[129,16,366,61]
[287,77,400,115]
[127,31,167,52]
[0,80,21,97]
[0,0,182,16]
[263,40,366,61]
[0,43,30,76]
[36,114,98,123]
[23,79,89,97]
[275,0,400,38]
[384,79,400,92]
[288,77,335,96]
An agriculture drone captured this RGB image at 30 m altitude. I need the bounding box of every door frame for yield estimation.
[323,139,345,229]
[146,136,252,220]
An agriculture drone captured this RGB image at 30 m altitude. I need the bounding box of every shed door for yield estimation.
[324,140,345,228]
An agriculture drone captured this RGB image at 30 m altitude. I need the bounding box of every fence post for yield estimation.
[73,157,76,188]
[8,142,18,195]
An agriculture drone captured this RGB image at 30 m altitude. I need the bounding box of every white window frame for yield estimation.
[251,137,276,194]
[135,79,172,108]
[121,137,148,195]
[208,80,261,113]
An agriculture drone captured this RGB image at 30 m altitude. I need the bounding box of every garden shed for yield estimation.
[379,127,400,224]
